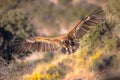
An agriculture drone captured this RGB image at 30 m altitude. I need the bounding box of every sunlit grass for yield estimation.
[22,50,103,80]
[30,72,41,80]
[22,47,120,80]
[86,51,103,70]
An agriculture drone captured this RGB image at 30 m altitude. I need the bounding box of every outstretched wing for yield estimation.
[67,9,105,40]
[13,36,63,53]
[13,9,105,54]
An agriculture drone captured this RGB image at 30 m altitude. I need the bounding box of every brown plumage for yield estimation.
[13,9,105,54]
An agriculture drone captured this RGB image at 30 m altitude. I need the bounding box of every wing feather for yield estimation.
[13,37,61,53]
[68,9,105,40]
[37,42,41,51]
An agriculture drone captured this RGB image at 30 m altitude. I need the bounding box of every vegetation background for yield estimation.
[0,0,120,80]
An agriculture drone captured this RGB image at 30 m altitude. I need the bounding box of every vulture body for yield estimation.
[14,9,105,54]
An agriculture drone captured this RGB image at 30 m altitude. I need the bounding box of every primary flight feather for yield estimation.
[13,9,105,54]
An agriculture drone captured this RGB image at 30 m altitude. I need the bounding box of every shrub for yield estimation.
[45,62,69,79]
[105,0,120,21]
[0,9,35,60]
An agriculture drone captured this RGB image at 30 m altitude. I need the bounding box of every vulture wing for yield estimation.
[67,9,105,40]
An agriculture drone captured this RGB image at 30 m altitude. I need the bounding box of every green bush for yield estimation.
[0,0,19,10]
[0,9,35,39]
[104,0,120,50]
[80,18,119,55]
[0,9,35,60]
[44,62,70,80]
[105,0,120,20]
